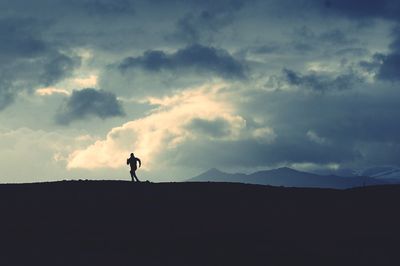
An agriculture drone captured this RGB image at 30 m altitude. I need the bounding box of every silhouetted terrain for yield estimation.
[0,181,399,266]
[189,167,394,188]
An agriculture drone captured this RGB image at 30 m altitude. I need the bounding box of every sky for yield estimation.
[1,0,400,183]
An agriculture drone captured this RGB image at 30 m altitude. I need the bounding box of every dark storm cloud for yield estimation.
[376,54,400,81]
[335,47,368,57]
[41,53,81,86]
[172,82,400,169]
[241,26,360,60]
[359,53,385,72]
[0,18,47,61]
[246,86,400,162]
[321,0,400,21]
[168,81,400,168]
[284,26,361,57]
[294,26,356,46]
[187,118,232,138]
[168,0,245,43]
[84,0,135,15]
[319,29,354,45]
[171,14,209,44]
[317,0,400,81]
[163,70,400,171]
[389,27,400,51]
[358,28,400,82]
[168,135,360,169]
[119,44,246,79]
[55,89,125,125]
[251,44,281,54]
[375,28,400,81]
[283,68,361,91]
[0,17,81,110]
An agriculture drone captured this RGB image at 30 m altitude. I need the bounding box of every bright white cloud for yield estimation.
[73,75,98,87]
[36,87,70,96]
[67,82,248,170]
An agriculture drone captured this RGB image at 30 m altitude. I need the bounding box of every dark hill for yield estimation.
[0,181,399,266]
[189,167,389,188]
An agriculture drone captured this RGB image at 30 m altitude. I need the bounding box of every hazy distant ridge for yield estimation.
[189,167,393,189]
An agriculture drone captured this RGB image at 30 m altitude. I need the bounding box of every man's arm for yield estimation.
[127,158,130,165]
[137,158,141,168]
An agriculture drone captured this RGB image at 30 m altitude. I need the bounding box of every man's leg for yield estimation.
[130,170,135,182]
[133,171,140,182]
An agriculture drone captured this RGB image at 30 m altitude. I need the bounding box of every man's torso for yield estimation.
[128,157,138,170]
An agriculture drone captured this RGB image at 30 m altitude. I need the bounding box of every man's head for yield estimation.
[130,153,134,157]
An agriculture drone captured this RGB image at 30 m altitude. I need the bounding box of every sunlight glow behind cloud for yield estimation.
[36,87,70,96]
[66,82,247,170]
[73,75,98,87]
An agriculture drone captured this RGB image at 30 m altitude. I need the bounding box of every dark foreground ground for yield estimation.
[0,181,399,266]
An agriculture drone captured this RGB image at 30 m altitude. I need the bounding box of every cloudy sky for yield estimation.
[1,0,400,183]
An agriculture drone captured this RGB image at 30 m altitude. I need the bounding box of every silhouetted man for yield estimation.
[127,153,141,182]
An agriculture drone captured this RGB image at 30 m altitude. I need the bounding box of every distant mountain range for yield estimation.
[314,166,400,180]
[361,166,400,180]
[188,167,399,189]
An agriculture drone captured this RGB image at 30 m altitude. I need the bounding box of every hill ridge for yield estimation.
[0,181,399,265]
